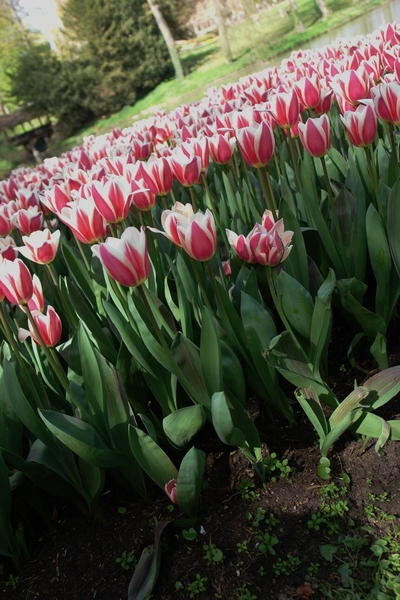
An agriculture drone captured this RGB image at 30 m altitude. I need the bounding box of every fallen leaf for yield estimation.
[296,581,315,599]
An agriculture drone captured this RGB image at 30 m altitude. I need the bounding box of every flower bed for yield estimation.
[1,22,400,598]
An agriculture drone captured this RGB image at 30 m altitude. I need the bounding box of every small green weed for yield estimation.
[115,550,135,570]
[272,553,301,577]
[237,540,249,554]
[236,478,261,500]
[263,453,292,481]
[182,527,197,541]
[235,582,257,599]
[187,573,207,597]
[5,574,20,590]
[203,543,225,565]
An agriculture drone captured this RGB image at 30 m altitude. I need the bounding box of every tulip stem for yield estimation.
[46,264,79,329]
[25,305,88,417]
[137,284,171,351]
[365,146,385,223]
[320,156,345,254]
[201,173,230,250]
[223,164,241,216]
[109,222,118,238]
[386,122,400,179]
[191,258,213,313]
[75,237,91,271]
[0,303,25,368]
[287,133,304,198]
[258,166,278,215]
[189,186,198,212]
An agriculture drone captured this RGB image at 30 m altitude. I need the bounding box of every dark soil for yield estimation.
[2,315,400,600]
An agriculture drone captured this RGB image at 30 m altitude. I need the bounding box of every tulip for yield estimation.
[295,74,321,110]
[176,209,217,261]
[0,258,33,305]
[208,133,236,165]
[170,152,202,187]
[27,274,45,312]
[60,198,108,244]
[40,183,71,215]
[249,222,294,267]
[226,229,257,263]
[159,202,195,246]
[0,236,18,262]
[332,67,374,108]
[340,104,377,147]
[0,202,16,236]
[18,229,61,265]
[298,114,331,158]
[269,89,300,129]
[164,478,178,504]
[11,206,43,235]
[138,157,174,196]
[92,226,150,288]
[371,82,400,125]
[129,179,156,211]
[91,176,132,224]
[235,121,275,168]
[18,305,62,347]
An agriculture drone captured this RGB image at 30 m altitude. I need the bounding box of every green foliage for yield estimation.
[187,573,207,597]
[116,550,135,570]
[202,543,225,565]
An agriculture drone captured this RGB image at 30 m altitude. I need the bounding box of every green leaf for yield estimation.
[163,405,206,447]
[220,341,246,406]
[200,307,222,397]
[277,271,314,342]
[171,333,211,408]
[77,457,105,515]
[295,386,328,442]
[370,332,388,371]
[387,178,400,279]
[211,391,245,447]
[340,292,387,339]
[39,410,127,469]
[320,543,337,561]
[128,520,170,600]
[177,447,206,517]
[361,366,400,409]
[309,269,335,376]
[366,204,391,321]
[128,425,178,490]
[317,457,331,480]
[61,241,95,308]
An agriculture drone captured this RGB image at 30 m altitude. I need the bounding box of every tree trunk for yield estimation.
[314,0,329,19]
[289,0,304,32]
[213,0,232,64]
[146,0,184,81]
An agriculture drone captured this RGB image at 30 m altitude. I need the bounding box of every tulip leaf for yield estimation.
[128,520,170,600]
[295,386,328,442]
[388,179,400,279]
[360,366,400,410]
[309,269,335,377]
[163,405,206,447]
[200,306,222,397]
[279,201,309,290]
[264,332,339,409]
[177,447,206,517]
[320,388,367,457]
[39,409,128,469]
[211,391,261,457]
[370,332,388,371]
[366,203,391,322]
[128,425,178,490]
[77,457,105,516]
[277,270,314,343]
[171,333,211,408]
[164,258,193,340]
[220,341,246,406]
[61,241,96,308]
[340,292,387,339]
[65,278,117,364]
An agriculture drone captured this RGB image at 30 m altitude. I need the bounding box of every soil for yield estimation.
[2,314,400,600]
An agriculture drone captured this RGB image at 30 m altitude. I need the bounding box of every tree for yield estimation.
[145,0,184,81]
[314,0,329,19]
[60,0,176,114]
[213,0,232,64]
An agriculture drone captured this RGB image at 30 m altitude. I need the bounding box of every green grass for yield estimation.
[0,0,390,171]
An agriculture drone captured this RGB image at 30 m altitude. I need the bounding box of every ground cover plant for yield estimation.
[1,20,400,600]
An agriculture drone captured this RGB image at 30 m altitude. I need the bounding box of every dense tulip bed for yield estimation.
[2,22,400,584]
